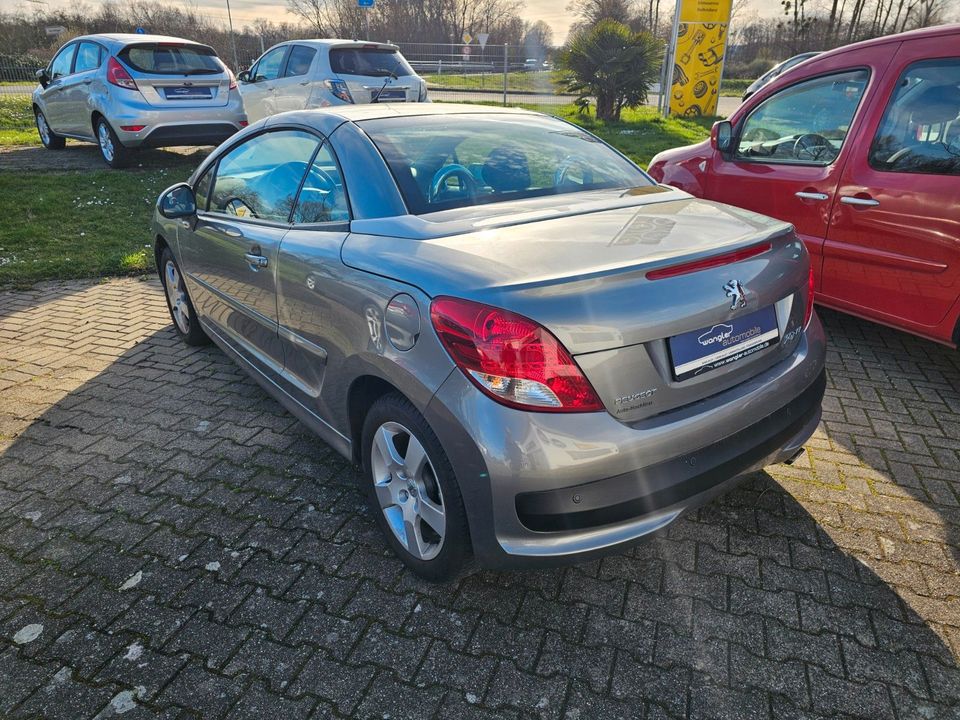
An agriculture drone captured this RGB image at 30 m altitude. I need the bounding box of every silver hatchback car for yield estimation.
[153,105,826,580]
[33,34,247,168]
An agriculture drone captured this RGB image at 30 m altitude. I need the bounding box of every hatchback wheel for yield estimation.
[159,247,209,346]
[35,109,65,150]
[95,118,132,168]
[361,394,471,581]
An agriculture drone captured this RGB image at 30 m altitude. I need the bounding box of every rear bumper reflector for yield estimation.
[646,242,772,280]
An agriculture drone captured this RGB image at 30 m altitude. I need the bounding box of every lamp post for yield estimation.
[225,0,240,71]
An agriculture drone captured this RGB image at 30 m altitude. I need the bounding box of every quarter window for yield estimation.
[293,144,349,224]
[208,130,320,223]
[283,46,316,78]
[735,70,869,164]
[253,47,287,82]
[49,44,76,79]
[868,59,960,176]
[194,169,213,212]
[74,43,102,73]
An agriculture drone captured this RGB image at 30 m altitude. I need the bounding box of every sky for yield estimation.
[25,0,786,44]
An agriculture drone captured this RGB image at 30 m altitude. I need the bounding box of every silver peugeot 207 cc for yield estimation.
[153,104,826,580]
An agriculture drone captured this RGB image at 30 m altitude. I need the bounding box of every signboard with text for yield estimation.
[668,0,732,117]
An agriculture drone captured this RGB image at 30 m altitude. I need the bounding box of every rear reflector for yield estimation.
[646,242,771,280]
[120,125,145,132]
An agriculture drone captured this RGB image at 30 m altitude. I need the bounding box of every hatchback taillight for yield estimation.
[430,297,603,412]
[324,79,353,103]
[107,57,137,90]
[228,70,237,91]
[804,263,815,327]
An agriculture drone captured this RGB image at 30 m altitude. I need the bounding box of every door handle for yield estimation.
[83,79,92,85]
[244,252,268,269]
[795,191,828,201]
[840,196,880,207]
[299,81,309,86]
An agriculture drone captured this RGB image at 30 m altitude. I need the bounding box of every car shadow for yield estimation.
[0,292,957,717]
[0,143,210,172]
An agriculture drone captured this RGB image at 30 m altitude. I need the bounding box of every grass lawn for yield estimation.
[0,100,710,287]
[424,69,564,93]
[0,163,197,287]
[719,78,752,97]
[0,95,38,146]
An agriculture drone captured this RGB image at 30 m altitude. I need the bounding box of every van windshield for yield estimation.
[361,114,654,215]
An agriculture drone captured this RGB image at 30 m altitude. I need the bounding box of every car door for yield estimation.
[238,45,288,122]
[178,129,322,378]
[706,65,879,289]
[274,140,351,416]
[59,41,103,137]
[272,44,317,113]
[821,46,960,339]
[37,43,77,132]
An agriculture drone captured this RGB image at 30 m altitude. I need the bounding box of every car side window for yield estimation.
[253,47,286,82]
[74,42,103,73]
[283,46,316,78]
[735,69,869,165]
[49,44,76,80]
[194,168,213,212]
[208,130,320,223]
[293,144,350,224]
[868,59,960,176]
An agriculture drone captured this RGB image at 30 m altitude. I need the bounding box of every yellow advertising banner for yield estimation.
[668,0,732,117]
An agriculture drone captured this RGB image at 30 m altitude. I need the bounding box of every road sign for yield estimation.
[462,31,472,44]
[45,25,66,36]
[135,27,146,34]
[477,33,489,48]
[358,0,374,6]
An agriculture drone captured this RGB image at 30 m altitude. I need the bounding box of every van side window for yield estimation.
[868,59,960,176]
[735,70,869,165]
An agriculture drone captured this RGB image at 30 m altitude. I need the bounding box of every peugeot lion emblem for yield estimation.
[723,280,746,310]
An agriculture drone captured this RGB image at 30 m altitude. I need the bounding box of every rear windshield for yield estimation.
[362,114,654,215]
[119,43,223,75]
[330,47,413,77]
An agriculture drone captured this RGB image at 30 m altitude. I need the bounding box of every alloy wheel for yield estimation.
[36,112,50,145]
[164,260,191,334]
[370,421,446,561]
[97,122,114,163]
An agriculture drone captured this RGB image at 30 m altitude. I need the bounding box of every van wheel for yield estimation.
[361,393,471,581]
[95,118,132,168]
[35,109,65,149]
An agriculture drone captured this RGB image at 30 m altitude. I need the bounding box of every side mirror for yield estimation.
[159,183,197,219]
[237,70,250,83]
[35,68,49,88]
[712,120,733,154]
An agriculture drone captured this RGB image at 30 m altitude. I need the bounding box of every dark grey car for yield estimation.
[153,105,826,580]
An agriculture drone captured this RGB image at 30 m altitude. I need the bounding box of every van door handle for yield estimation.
[840,196,880,207]
[795,191,828,201]
[244,253,268,269]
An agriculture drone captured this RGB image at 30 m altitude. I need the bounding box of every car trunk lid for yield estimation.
[117,42,230,108]
[329,42,419,103]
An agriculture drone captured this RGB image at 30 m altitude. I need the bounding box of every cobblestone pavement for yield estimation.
[0,278,958,720]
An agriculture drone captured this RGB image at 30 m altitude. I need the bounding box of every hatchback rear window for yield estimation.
[330,47,413,77]
[119,43,223,75]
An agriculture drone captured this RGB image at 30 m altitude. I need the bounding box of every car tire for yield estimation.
[35,109,65,149]
[361,393,471,582]
[95,117,132,169]
[159,247,209,346]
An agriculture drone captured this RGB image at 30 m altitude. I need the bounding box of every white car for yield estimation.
[237,39,428,122]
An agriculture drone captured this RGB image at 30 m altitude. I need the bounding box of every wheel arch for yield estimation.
[154,234,171,278]
[347,374,405,465]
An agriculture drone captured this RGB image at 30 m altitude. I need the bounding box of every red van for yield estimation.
[648,25,960,346]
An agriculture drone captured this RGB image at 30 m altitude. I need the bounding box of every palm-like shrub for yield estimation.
[558,19,663,121]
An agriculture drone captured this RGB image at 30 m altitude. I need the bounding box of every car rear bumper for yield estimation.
[424,313,827,569]
[106,98,246,148]
[132,122,242,148]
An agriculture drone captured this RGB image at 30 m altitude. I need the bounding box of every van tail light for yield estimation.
[107,57,138,90]
[430,297,603,413]
[324,79,353,103]
[804,263,815,327]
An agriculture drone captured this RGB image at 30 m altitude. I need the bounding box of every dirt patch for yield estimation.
[0,142,211,172]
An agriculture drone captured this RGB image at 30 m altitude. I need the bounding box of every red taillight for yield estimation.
[228,70,237,91]
[107,57,137,90]
[646,242,771,280]
[804,263,815,327]
[430,297,603,412]
[239,121,249,127]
